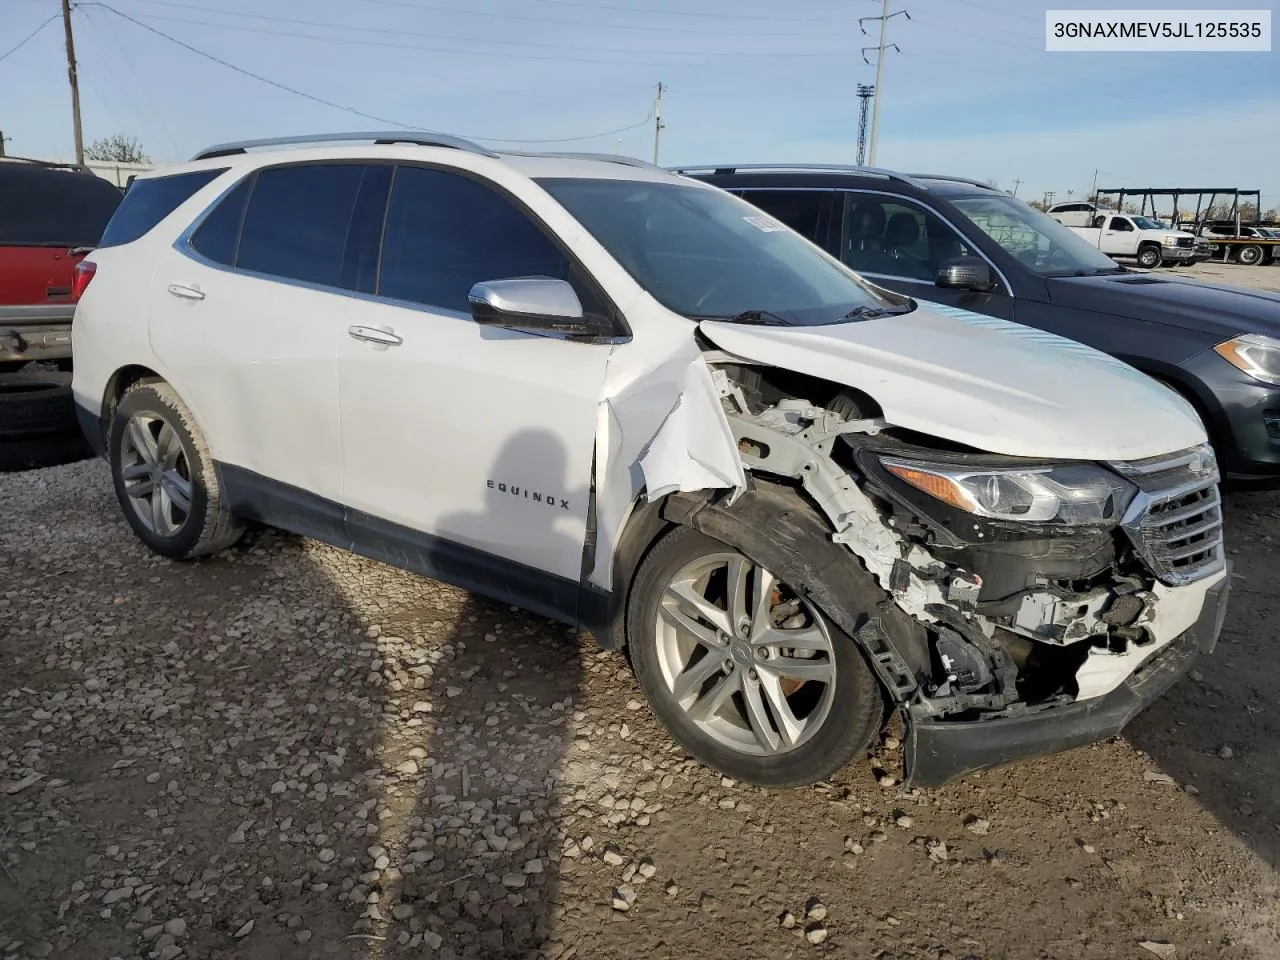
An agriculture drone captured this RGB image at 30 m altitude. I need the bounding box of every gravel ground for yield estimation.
[1158,260,1280,293]
[3,454,1280,960]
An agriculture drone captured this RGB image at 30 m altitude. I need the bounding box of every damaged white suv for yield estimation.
[71,133,1231,789]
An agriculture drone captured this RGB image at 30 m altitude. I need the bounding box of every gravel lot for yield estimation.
[3,452,1279,960]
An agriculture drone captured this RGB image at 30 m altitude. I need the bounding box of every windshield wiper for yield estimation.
[838,303,915,321]
[690,309,793,326]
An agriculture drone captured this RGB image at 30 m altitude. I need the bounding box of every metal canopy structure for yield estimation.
[1095,186,1263,234]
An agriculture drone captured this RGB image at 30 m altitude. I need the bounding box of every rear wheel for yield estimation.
[108,381,244,559]
[1236,244,1264,266]
[627,525,884,787]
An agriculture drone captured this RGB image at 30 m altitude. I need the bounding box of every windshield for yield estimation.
[950,194,1123,277]
[1131,216,1168,230]
[535,177,909,325]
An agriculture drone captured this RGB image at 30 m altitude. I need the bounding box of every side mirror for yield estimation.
[935,257,993,293]
[468,277,592,337]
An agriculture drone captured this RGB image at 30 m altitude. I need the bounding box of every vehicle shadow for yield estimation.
[313,428,591,959]
[1124,486,1280,872]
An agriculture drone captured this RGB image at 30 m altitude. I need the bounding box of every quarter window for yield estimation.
[189,176,252,266]
[98,168,223,248]
[378,165,601,317]
[839,194,974,282]
[235,163,368,287]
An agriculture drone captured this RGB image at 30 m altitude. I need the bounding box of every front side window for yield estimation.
[537,178,907,326]
[839,194,975,282]
[377,166,606,319]
[97,169,222,248]
[950,194,1122,277]
[235,163,367,287]
[1109,217,1133,232]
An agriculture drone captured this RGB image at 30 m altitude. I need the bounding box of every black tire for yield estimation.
[1136,244,1163,269]
[0,361,28,375]
[626,524,884,788]
[108,381,244,559]
[1236,244,1264,266]
[0,427,93,473]
[0,376,79,437]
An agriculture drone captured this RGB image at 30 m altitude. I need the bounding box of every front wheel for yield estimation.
[108,381,244,559]
[627,525,885,787]
[1136,244,1163,269]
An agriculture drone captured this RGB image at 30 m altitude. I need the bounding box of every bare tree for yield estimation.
[85,134,150,164]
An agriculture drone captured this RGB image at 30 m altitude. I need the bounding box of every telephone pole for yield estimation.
[652,82,665,165]
[1010,178,1023,197]
[0,131,9,158]
[61,0,84,165]
[860,0,910,166]
[855,84,875,165]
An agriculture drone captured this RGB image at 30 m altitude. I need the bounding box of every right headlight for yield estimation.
[1214,333,1280,386]
[880,458,1136,526]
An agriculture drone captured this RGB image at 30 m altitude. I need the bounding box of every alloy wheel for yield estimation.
[119,412,193,537]
[653,552,837,756]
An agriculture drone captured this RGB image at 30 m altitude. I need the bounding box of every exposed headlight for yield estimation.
[1215,334,1280,386]
[881,458,1136,525]
[1162,235,1179,246]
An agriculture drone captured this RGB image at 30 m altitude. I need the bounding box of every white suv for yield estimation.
[71,133,1231,790]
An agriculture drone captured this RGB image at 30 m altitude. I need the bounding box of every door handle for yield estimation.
[348,325,403,347]
[167,283,205,301]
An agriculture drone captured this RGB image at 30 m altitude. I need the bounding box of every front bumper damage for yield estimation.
[692,362,1232,788]
[904,568,1229,787]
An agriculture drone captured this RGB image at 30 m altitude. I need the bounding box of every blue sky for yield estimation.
[2,0,1278,206]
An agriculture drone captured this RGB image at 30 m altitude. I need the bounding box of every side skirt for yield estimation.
[217,462,608,632]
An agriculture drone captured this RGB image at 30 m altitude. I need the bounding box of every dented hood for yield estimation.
[698,301,1206,461]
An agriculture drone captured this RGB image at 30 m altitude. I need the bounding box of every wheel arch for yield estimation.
[595,475,930,684]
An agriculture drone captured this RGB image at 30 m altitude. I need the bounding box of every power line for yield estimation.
[0,14,59,65]
[529,0,849,23]
[86,3,653,144]
[348,0,853,39]
[115,6,844,62]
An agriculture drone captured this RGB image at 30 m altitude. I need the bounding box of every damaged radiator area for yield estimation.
[706,361,1221,719]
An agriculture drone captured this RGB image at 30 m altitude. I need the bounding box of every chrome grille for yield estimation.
[1109,445,1225,586]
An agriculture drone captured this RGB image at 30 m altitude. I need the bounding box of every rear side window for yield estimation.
[736,190,828,244]
[0,165,123,247]
[98,168,225,248]
[235,163,367,287]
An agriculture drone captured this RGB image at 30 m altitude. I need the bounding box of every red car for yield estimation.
[1,157,123,373]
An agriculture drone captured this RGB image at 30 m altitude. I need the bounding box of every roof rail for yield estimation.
[0,154,95,174]
[664,162,924,186]
[189,130,499,161]
[500,150,664,170]
[905,173,1000,190]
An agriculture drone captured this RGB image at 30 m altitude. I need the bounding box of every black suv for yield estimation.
[677,164,1280,481]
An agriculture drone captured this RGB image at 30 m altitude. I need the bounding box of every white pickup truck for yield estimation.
[1047,208,1198,268]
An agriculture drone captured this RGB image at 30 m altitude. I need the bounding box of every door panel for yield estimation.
[148,162,374,504]
[338,164,614,585]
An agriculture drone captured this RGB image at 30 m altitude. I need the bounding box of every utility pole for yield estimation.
[855,84,875,165]
[1043,190,1056,208]
[652,82,665,165]
[1010,178,1023,198]
[860,0,909,166]
[1091,168,1099,202]
[0,130,9,158]
[61,0,84,165]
